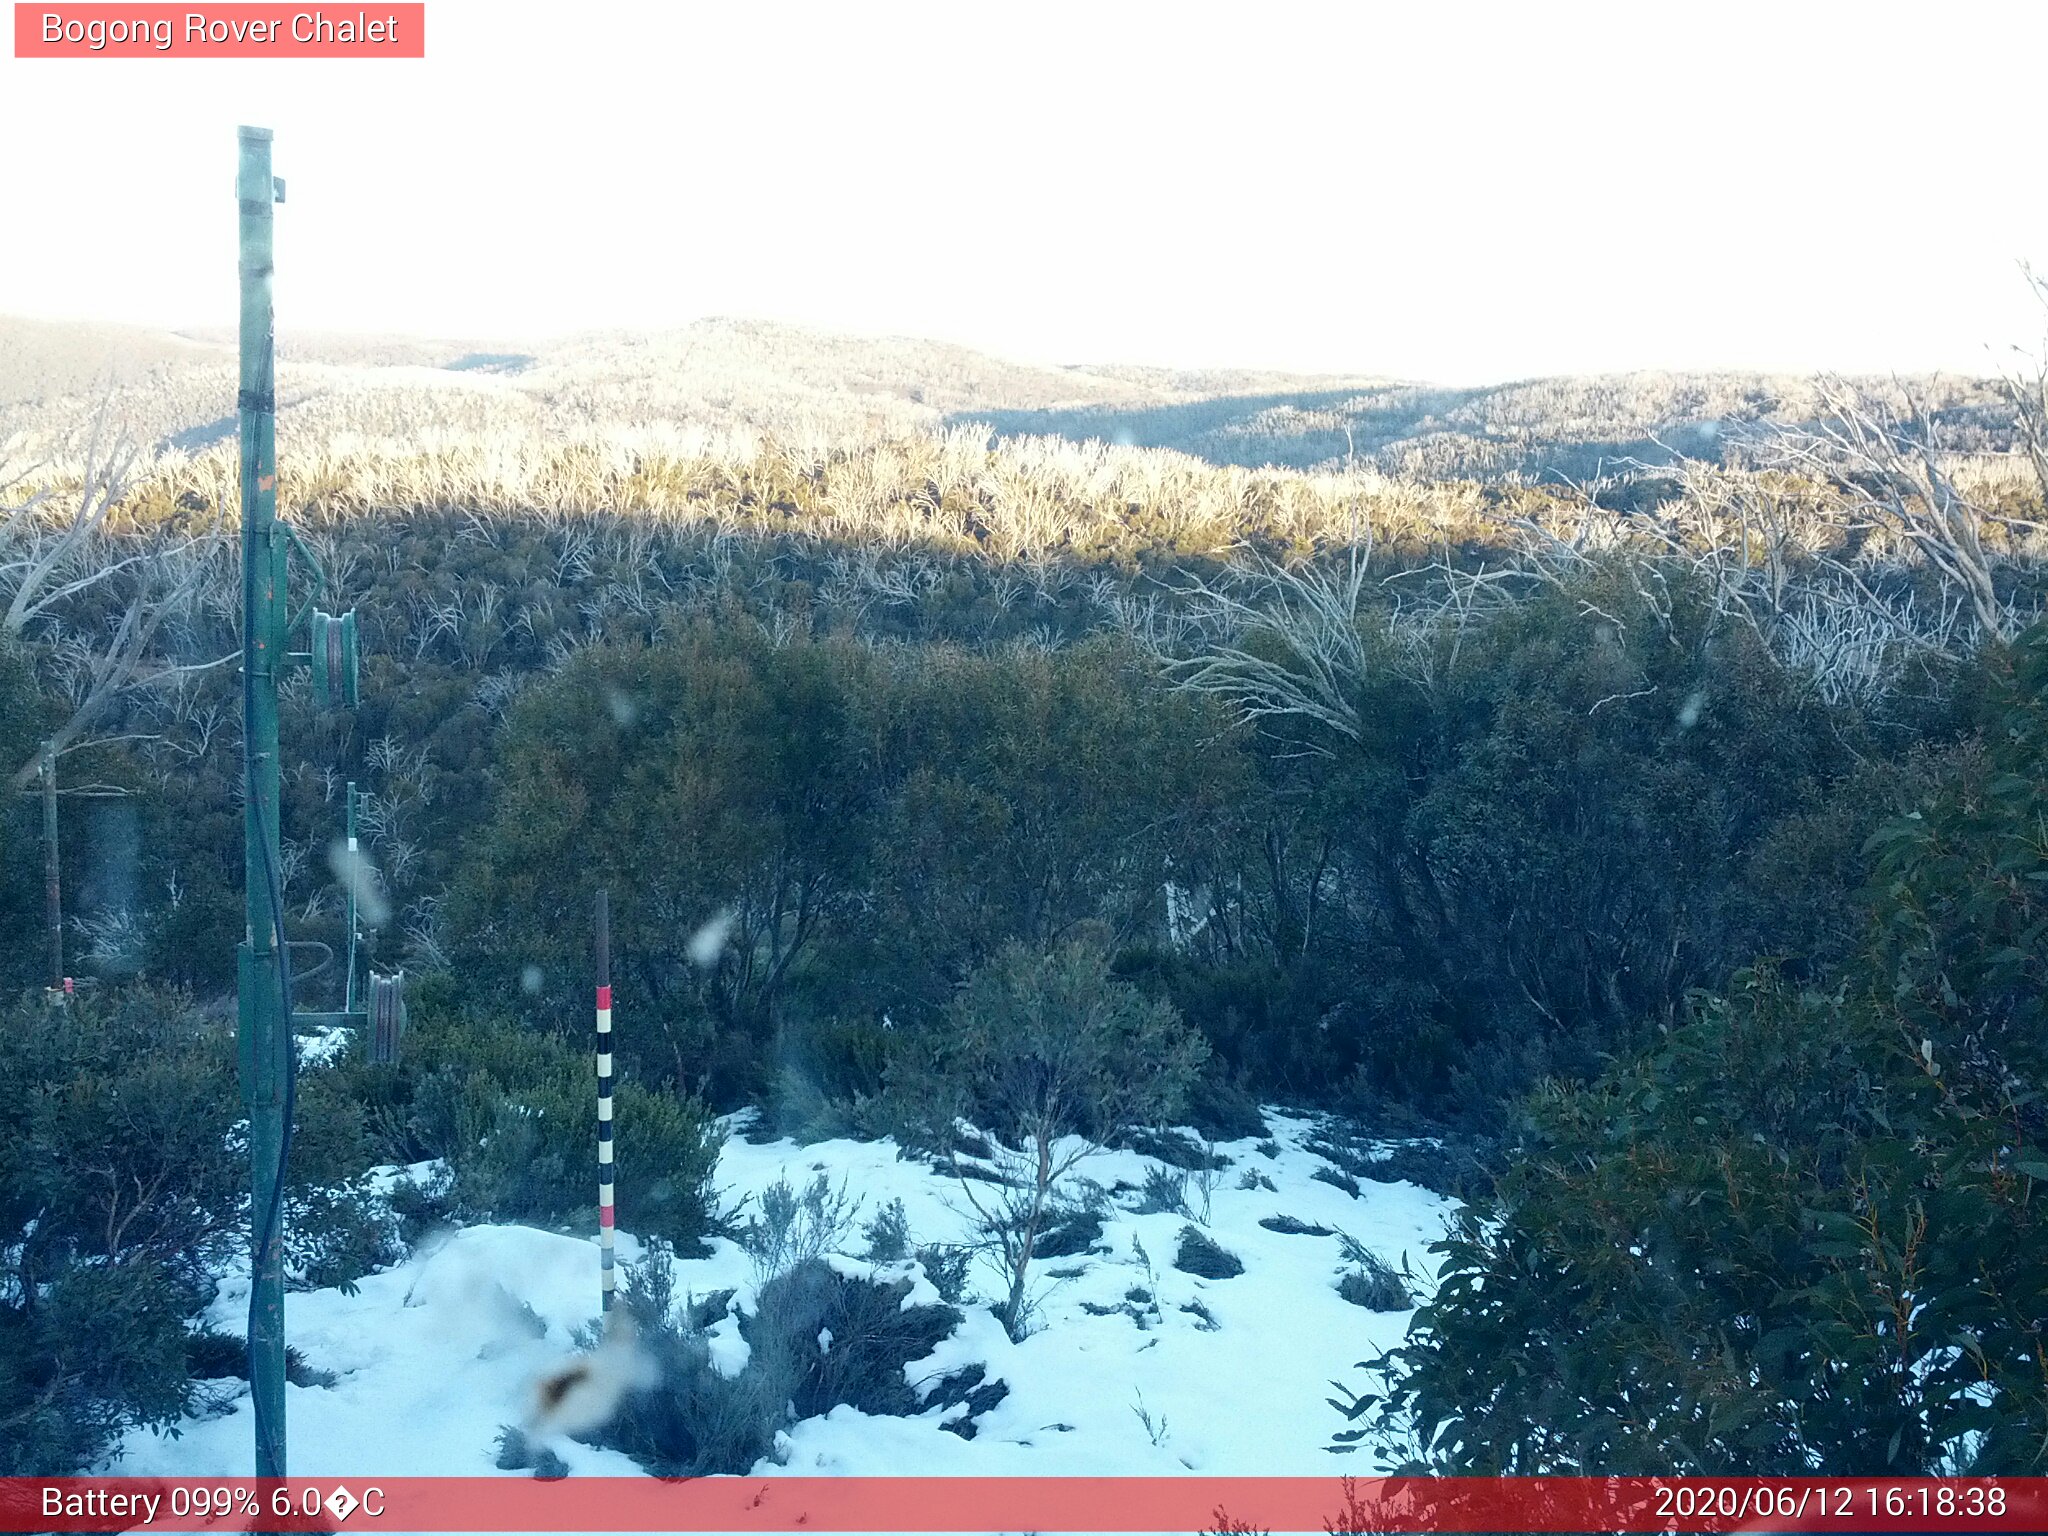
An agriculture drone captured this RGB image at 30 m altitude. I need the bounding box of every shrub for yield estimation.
[446,626,896,1105]
[398,1008,721,1248]
[491,1425,565,1478]
[1346,628,2048,1474]
[1352,1139,1498,1201]
[745,1259,962,1420]
[738,1173,860,1282]
[0,641,56,993]
[1122,1126,1227,1170]
[283,1065,402,1291]
[0,987,234,1471]
[912,1243,973,1305]
[1179,1071,1270,1142]
[1135,1165,1193,1217]
[0,1256,202,1474]
[1335,1243,1411,1311]
[868,640,1249,1019]
[1259,1215,1333,1237]
[925,1361,1009,1436]
[287,1182,400,1293]
[1172,1225,1243,1280]
[1202,1510,1270,1536]
[599,1332,776,1477]
[764,1015,900,1142]
[901,940,1207,1336]
[183,1330,332,1389]
[1030,1185,1109,1259]
[0,978,448,1473]
[385,1163,457,1248]
[861,1198,910,1263]
[598,1245,963,1476]
[1310,1166,1359,1198]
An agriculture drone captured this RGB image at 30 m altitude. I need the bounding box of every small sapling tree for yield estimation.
[919,940,1206,1338]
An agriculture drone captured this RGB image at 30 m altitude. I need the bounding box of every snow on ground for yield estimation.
[294,1023,354,1068]
[112,1111,1452,1481]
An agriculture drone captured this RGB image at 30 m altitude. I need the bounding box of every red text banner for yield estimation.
[14,5,425,58]
[2,1476,2044,1533]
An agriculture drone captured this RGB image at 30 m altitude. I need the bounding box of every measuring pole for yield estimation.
[41,740,60,992]
[596,888,616,1315]
[236,123,289,1481]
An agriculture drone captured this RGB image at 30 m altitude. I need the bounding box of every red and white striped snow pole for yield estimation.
[595,887,615,1315]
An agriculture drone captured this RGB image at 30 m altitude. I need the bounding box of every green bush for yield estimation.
[861,1198,910,1263]
[0,1256,202,1474]
[446,624,894,1104]
[1136,1165,1193,1217]
[913,1243,973,1304]
[907,940,1208,1149]
[0,640,56,993]
[1334,1236,1411,1311]
[760,1013,901,1142]
[737,1173,859,1281]
[0,984,388,1472]
[597,1243,964,1476]
[1351,625,2048,1474]
[1136,562,1898,1128]
[747,1258,962,1420]
[1353,979,2010,1472]
[285,1062,402,1291]
[857,641,1250,1023]
[396,1007,722,1248]
[8,479,2009,1147]
[599,1244,782,1477]
[897,940,1207,1336]
[1172,1225,1243,1280]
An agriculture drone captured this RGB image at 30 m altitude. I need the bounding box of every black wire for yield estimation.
[284,939,333,986]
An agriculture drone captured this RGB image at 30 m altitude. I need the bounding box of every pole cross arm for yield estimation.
[274,519,332,624]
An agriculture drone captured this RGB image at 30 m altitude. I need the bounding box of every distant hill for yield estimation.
[0,312,2017,483]
[959,370,2024,482]
[0,315,229,406]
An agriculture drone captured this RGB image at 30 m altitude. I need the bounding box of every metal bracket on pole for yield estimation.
[368,971,407,1065]
[309,609,361,709]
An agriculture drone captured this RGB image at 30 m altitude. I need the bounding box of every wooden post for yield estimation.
[41,740,60,992]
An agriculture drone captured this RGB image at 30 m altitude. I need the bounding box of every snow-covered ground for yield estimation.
[112,1111,1451,1480]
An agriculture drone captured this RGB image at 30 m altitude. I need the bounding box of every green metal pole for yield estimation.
[236,123,288,1482]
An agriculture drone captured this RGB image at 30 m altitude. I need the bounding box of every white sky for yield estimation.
[4,0,2046,384]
